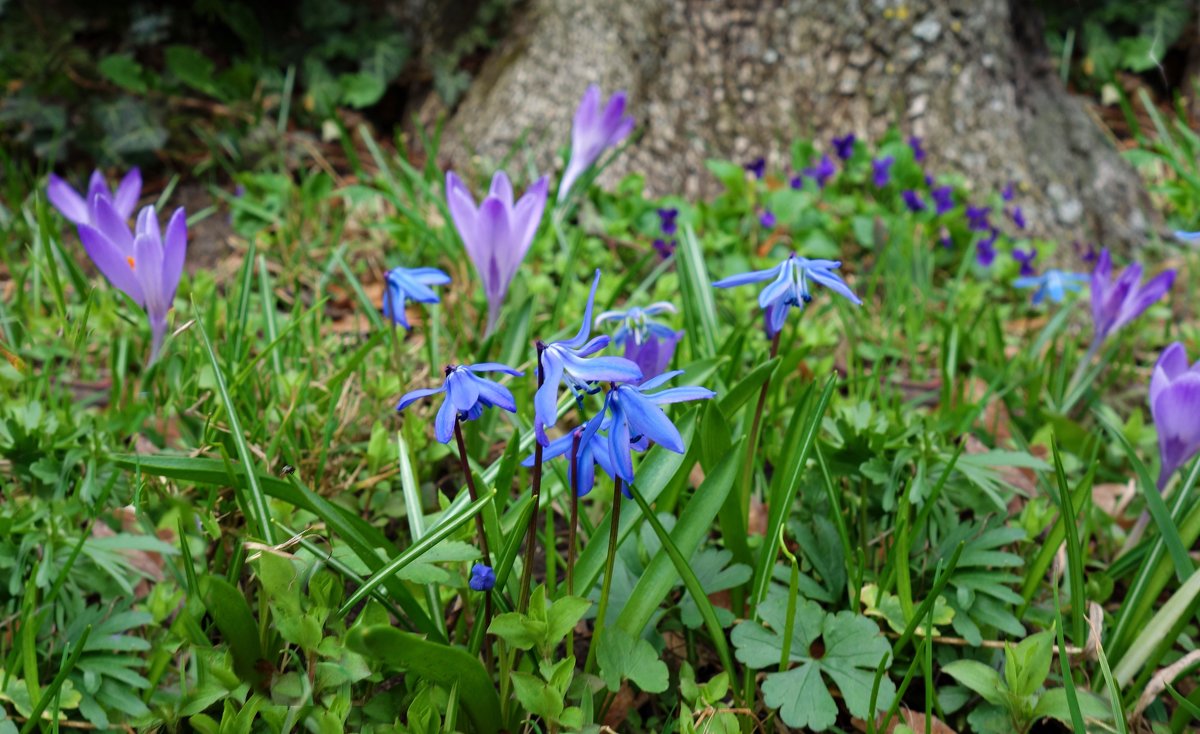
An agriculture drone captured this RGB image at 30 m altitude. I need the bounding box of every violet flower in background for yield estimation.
[939,227,953,248]
[908,135,926,162]
[1012,247,1037,276]
[1002,182,1015,201]
[714,252,862,337]
[446,170,549,334]
[48,168,141,228]
[653,238,675,259]
[396,362,524,443]
[745,157,766,180]
[759,209,777,229]
[832,134,856,160]
[901,190,926,213]
[966,205,992,232]
[1009,206,1027,230]
[932,186,954,215]
[76,201,187,361]
[1149,342,1200,488]
[872,156,894,187]
[533,270,643,444]
[382,266,450,329]
[803,155,836,188]
[1074,241,1098,264]
[594,303,683,381]
[1090,248,1175,344]
[657,208,679,235]
[976,234,997,267]
[1014,269,1087,305]
[789,174,803,190]
[558,85,635,203]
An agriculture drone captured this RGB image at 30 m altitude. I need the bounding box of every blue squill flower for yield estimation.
[832,134,856,160]
[745,158,766,180]
[558,85,635,202]
[77,201,187,362]
[908,136,926,162]
[872,156,894,187]
[48,168,141,229]
[1012,247,1037,276]
[446,170,549,334]
[803,155,836,188]
[382,266,450,329]
[534,271,643,444]
[469,563,496,591]
[397,362,524,443]
[714,253,862,337]
[966,205,992,232]
[1091,248,1175,344]
[1014,269,1088,304]
[902,190,926,212]
[1149,342,1200,489]
[595,303,682,381]
[1175,230,1200,244]
[932,186,954,215]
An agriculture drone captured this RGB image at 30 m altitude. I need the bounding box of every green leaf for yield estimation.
[199,577,266,685]
[338,72,386,109]
[546,596,590,646]
[97,54,149,94]
[597,627,668,694]
[510,672,564,722]
[1032,688,1111,725]
[941,660,1006,706]
[165,45,217,97]
[486,613,545,651]
[732,594,894,731]
[677,226,720,360]
[346,626,499,734]
[860,584,954,636]
[1004,630,1054,699]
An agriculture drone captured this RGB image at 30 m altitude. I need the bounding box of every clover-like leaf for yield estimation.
[860,583,954,636]
[597,627,668,693]
[731,594,895,731]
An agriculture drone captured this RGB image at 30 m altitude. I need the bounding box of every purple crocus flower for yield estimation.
[714,253,862,337]
[446,170,549,334]
[1009,206,1027,230]
[469,563,496,591]
[1149,342,1200,488]
[872,156,894,187]
[745,158,766,180]
[558,85,635,203]
[382,266,451,330]
[1012,247,1037,276]
[76,200,186,362]
[759,209,777,229]
[657,208,679,236]
[594,303,683,381]
[47,168,141,229]
[803,155,836,188]
[832,134,856,160]
[901,190,926,213]
[908,136,926,162]
[966,205,992,232]
[1090,248,1175,344]
[1014,269,1088,304]
[533,270,643,444]
[397,362,524,443]
[931,186,954,215]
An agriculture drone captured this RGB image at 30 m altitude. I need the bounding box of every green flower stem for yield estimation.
[566,432,582,656]
[454,418,493,671]
[518,343,547,613]
[585,476,623,674]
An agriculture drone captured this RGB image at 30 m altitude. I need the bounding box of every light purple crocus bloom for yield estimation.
[1150,342,1200,488]
[1014,269,1088,304]
[595,303,683,381]
[382,266,450,330]
[1090,248,1175,344]
[558,85,635,203]
[714,253,862,337]
[77,200,187,361]
[47,168,141,228]
[446,170,549,334]
[533,270,643,444]
[397,362,524,444]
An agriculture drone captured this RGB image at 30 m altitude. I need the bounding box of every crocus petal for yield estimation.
[572,85,602,148]
[446,172,480,258]
[488,170,515,209]
[397,386,446,412]
[161,207,187,302]
[47,174,89,224]
[113,168,142,220]
[619,389,684,453]
[92,196,135,254]
[561,270,601,349]
[1151,342,1191,407]
[86,170,107,204]
[434,397,458,444]
[1153,375,1200,487]
[560,351,643,384]
[78,224,145,305]
[134,232,167,318]
[507,176,548,278]
[1114,270,1175,332]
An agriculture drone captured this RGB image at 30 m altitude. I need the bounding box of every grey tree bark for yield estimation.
[419,0,1155,253]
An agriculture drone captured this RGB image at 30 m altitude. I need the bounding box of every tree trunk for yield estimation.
[421,0,1155,253]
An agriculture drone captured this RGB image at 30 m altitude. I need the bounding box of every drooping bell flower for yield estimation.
[396,362,524,444]
[77,200,186,362]
[382,266,450,330]
[1149,342,1200,489]
[714,253,862,338]
[1013,269,1088,304]
[1090,248,1175,344]
[533,270,643,444]
[594,303,683,381]
[48,168,141,230]
[558,85,635,202]
[446,170,548,334]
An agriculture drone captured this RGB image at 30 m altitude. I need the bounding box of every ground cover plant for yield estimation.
[2,56,1200,734]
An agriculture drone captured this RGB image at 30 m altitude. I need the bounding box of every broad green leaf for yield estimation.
[941,660,1006,706]
[597,626,668,694]
[487,613,546,651]
[546,596,590,646]
[199,577,266,686]
[1032,688,1111,725]
[1004,630,1054,699]
[511,672,564,722]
